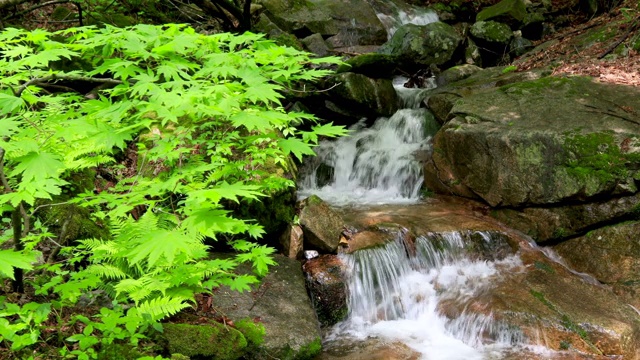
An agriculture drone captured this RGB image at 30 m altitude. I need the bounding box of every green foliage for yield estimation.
[0,299,51,352]
[0,23,346,357]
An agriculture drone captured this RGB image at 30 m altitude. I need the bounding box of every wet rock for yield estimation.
[435,64,483,87]
[492,242,640,358]
[330,72,399,118]
[298,195,344,253]
[345,230,396,253]
[336,53,397,79]
[553,221,640,308]
[211,254,322,360]
[280,224,304,259]
[318,339,421,360]
[303,254,348,326]
[378,22,464,68]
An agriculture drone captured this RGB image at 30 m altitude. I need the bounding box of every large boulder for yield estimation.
[378,22,464,68]
[423,71,640,242]
[211,254,322,360]
[257,0,387,48]
[425,74,640,208]
[329,72,400,119]
[476,0,528,27]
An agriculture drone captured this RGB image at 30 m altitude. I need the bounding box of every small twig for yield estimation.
[16,74,123,97]
[2,0,74,22]
[283,82,341,94]
[582,104,640,125]
[598,18,639,59]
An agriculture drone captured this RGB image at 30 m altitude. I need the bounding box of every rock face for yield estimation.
[211,255,322,360]
[425,73,640,212]
[257,0,387,48]
[553,221,640,308]
[330,72,399,118]
[303,254,348,326]
[298,195,345,253]
[378,22,464,68]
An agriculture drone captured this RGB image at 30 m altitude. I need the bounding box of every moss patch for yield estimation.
[163,322,248,360]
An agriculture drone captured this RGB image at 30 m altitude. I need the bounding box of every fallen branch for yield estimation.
[598,17,639,59]
[2,0,83,25]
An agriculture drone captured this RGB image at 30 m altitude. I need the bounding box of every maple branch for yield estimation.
[16,74,124,97]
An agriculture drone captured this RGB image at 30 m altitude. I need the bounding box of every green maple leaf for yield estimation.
[278,137,316,161]
[0,93,25,115]
[10,151,65,183]
[0,250,36,280]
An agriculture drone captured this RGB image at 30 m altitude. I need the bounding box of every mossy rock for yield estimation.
[470,20,513,44]
[163,322,248,360]
[378,22,464,67]
[336,53,397,78]
[476,0,527,26]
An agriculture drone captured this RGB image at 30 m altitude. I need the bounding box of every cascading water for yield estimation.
[325,231,530,360]
[297,79,439,205]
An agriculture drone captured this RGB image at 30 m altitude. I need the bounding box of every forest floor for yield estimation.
[515,0,640,86]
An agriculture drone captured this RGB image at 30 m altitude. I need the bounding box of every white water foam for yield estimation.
[326,232,528,359]
[298,108,434,206]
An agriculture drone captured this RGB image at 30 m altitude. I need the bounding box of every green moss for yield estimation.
[336,53,397,78]
[502,65,517,74]
[295,337,322,360]
[562,131,640,184]
[272,34,304,51]
[499,76,571,95]
[163,322,247,360]
[234,318,265,350]
[534,261,555,273]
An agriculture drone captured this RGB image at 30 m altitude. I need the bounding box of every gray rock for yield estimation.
[425,74,640,208]
[301,33,331,57]
[298,195,345,253]
[330,72,399,118]
[211,254,322,360]
[378,22,464,67]
[258,0,387,47]
[435,64,483,87]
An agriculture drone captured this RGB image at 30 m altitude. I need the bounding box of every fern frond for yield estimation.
[85,264,127,280]
[137,297,191,321]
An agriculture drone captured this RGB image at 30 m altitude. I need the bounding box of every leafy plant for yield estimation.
[0,23,346,357]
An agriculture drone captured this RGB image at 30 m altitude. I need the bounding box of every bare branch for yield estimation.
[17,74,124,97]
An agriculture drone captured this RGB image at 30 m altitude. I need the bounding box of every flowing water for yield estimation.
[297,79,438,206]
[298,28,607,356]
[321,231,549,360]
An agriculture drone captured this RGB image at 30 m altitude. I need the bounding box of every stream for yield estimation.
[296,12,613,357]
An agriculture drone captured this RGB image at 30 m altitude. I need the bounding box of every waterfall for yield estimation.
[367,0,439,38]
[326,231,529,359]
[298,78,439,206]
